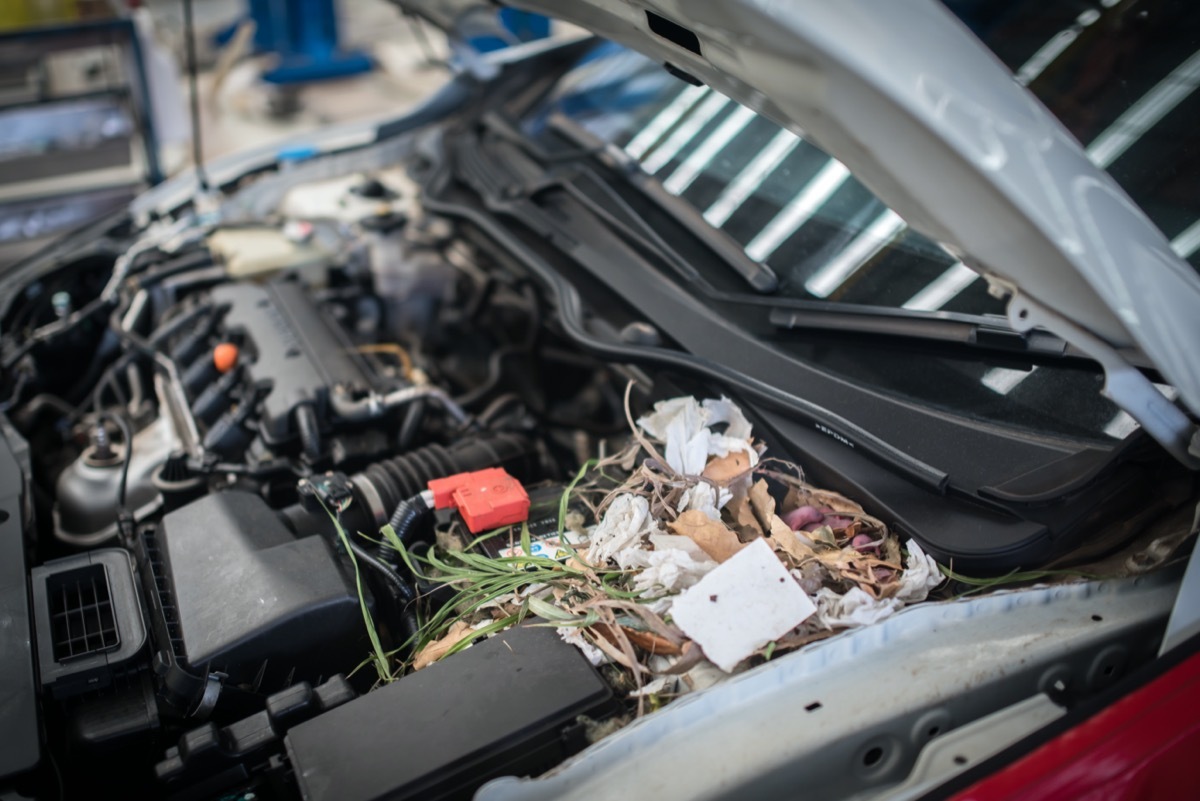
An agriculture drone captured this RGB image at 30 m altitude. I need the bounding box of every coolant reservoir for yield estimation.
[363,213,455,339]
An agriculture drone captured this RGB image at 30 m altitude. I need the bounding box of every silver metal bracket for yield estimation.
[1006,292,1200,469]
[1160,501,1200,656]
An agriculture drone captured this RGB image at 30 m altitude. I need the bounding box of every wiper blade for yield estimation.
[769,305,1089,359]
[537,114,1127,364]
[470,114,1105,364]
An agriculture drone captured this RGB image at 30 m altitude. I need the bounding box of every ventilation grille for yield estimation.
[143,529,185,658]
[47,564,119,662]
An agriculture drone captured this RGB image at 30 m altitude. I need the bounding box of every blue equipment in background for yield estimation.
[466,9,550,52]
[246,0,373,85]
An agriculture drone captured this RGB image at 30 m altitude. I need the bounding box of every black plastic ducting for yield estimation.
[156,492,365,684]
[361,432,532,514]
[284,432,535,538]
[30,549,148,699]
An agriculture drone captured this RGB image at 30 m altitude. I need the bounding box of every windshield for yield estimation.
[525,47,992,313]
[518,3,1198,444]
[523,1,1200,313]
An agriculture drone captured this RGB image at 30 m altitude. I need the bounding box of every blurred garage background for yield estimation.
[0,0,558,267]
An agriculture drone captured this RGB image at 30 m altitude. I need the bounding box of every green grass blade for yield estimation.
[323,503,392,683]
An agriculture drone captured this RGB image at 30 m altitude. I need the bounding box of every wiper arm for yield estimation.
[472,114,1106,364]
[533,114,1123,365]
[768,305,1090,360]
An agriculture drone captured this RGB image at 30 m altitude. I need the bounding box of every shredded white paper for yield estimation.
[628,534,719,597]
[895,539,944,602]
[677,482,732,520]
[589,494,657,565]
[814,587,903,628]
[557,626,606,666]
[637,396,758,475]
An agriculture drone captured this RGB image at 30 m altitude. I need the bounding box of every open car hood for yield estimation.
[406,0,1200,465]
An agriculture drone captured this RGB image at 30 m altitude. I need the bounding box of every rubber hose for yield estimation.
[136,250,213,288]
[295,404,322,462]
[387,494,430,544]
[397,398,426,451]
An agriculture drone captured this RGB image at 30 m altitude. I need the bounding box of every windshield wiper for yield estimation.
[485,112,1097,363]
[425,150,952,494]
[768,304,1092,359]
[480,111,779,293]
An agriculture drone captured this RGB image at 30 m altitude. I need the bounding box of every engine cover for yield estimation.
[209,281,373,445]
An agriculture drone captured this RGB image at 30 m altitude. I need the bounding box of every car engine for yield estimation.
[0,167,639,799]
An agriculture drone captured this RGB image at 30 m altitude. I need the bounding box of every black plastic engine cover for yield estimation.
[157,491,365,681]
[210,281,372,445]
[285,625,614,801]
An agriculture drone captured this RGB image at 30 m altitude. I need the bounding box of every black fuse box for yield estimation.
[285,624,614,801]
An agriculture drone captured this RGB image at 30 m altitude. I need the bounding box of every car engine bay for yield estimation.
[1,49,1197,801]
[0,143,671,796]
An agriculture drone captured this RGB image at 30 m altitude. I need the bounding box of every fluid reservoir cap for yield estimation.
[213,342,239,374]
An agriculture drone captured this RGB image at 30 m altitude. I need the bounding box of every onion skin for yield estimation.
[784,505,824,531]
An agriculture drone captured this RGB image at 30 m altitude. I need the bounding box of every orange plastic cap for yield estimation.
[212,342,239,374]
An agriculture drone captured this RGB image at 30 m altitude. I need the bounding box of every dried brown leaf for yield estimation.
[725,494,764,542]
[413,620,475,671]
[810,525,838,548]
[660,641,706,675]
[769,518,816,564]
[772,628,835,653]
[668,510,746,563]
[883,535,902,566]
[623,627,683,656]
[702,451,752,485]
[748,479,777,533]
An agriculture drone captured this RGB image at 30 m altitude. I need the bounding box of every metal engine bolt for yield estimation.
[51,291,72,319]
[82,422,124,468]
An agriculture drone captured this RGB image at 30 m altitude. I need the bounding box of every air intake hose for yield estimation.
[281,431,534,539]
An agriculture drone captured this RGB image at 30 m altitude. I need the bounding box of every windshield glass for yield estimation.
[523,1,1200,317]
[526,47,988,313]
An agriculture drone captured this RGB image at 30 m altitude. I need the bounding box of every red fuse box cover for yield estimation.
[427,468,531,533]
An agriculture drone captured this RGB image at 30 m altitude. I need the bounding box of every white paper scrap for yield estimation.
[557,626,606,666]
[589,494,655,565]
[678,482,732,520]
[895,539,945,602]
[617,534,718,596]
[637,396,758,475]
[671,539,816,672]
[702,397,753,440]
[814,587,903,628]
[632,548,718,597]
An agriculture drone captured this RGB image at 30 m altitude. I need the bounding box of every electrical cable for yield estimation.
[388,493,431,542]
[346,537,421,649]
[96,411,134,510]
[295,404,323,462]
[181,0,210,191]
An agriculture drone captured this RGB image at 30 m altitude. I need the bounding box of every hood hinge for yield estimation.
[1006,292,1199,469]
